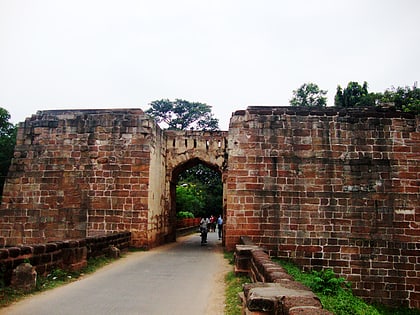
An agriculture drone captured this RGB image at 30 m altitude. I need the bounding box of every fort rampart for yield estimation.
[225,107,419,308]
[0,106,419,308]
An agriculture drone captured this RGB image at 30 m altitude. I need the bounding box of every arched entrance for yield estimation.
[164,130,228,243]
[170,158,223,233]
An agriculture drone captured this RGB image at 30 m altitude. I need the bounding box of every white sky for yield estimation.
[0,0,419,130]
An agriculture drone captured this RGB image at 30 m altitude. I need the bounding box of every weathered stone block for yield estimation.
[11,263,37,292]
[281,295,322,312]
[288,307,333,315]
[243,283,328,315]
[107,245,120,259]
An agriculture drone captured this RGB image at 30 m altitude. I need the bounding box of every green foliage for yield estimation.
[321,289,381,315]
[334,81,378,107]
[290,82,327,107]
[45,268,71,282]
[176,211,194,219]
[223,251,235,265]
[274,259,419,315]
[176,183,206,217]
[0,107,17,200]
[223,250,250,315]
[145,99,219,130]
[311,268,351,295]
[177,164,223,218]
[225,271,250,315]
[373,304,420,315]
[179,164,221,186]
[380,85,420,114]
[334,81,420,114]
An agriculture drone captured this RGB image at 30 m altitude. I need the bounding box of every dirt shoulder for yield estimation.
[205,241,232,315]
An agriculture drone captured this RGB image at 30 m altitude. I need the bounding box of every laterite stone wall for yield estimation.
[0,105,418,308]
[225,106,419,308]
[0,109,165,248]
[0,232,131,286]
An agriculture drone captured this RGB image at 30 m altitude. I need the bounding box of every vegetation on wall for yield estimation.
[274,259,420,315]
[334,81,376,107]
[335,81,420,114]
[290,81,420,114]
[380,85,420,113]
[0,107,16,200]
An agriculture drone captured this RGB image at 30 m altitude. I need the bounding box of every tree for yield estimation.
[0,107,17,199]
[146,100,221,216]
[334,81,378,107]
[176,183,206,218]
[146,99,219,131]
[379,85,420,114]
[289,83,327,107]
[178,164,223,217]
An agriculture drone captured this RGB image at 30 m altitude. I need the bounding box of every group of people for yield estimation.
[200,215,223,244]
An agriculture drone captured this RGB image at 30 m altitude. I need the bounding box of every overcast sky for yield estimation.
[1,0,419,130]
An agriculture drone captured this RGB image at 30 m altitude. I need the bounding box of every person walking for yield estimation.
[209,215,216,232]
[200,217,209,244]
[217,215,223,240]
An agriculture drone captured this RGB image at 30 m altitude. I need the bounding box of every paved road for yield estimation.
[1,232,229,315]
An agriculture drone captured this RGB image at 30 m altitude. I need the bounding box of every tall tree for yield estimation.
[289,83,327,107]
[334,81,377,107]
[146,99,219,131]
[146,100,221,217]
[0,107,17,199]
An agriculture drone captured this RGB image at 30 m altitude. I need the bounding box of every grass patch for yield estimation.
[223,250,251,315]
[224,251,235,265]
[225,271,250,315]
[0,255,117,308]
[273,258,419,315]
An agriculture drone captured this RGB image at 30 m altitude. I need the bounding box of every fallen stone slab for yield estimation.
[243,283,332,315]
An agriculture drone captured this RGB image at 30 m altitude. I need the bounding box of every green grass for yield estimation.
[223,250,251,315]
[225,271,250,315]
[223,251,235,265]
[273,258,420,315]
[0,255,116,308]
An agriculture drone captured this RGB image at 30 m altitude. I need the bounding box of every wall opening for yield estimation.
[170,158,223,238]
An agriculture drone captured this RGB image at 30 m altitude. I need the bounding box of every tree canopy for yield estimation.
[176,164,222,218]
[289,83,327,107]
[379,85,420,114]
[146,100,221,217]
[145,99,219,131]
[334,81,377,107]
[334,81,420,114]
[0,107,17,199]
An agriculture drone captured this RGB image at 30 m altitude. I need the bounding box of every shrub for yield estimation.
[176,211,194,219]
[311,268,351,295]
[273,259,420,315]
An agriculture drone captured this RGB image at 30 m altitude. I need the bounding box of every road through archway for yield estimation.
[0,233,230,315]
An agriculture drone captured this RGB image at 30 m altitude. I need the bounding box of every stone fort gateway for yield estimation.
[0,106,419,308]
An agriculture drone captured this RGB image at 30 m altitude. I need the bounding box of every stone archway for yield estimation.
[169,157,223,238]
[164,130,228,242]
